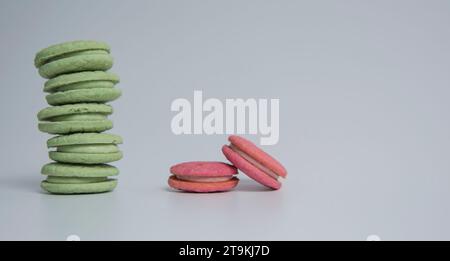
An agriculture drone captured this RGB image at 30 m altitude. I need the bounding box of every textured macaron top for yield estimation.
[41,162,119,177]
[44,71,120,92]
[228,135,287,178]
[47,133,123,147]
[37,103,113,121]
[170,161,238,177]
[34,40,110,68]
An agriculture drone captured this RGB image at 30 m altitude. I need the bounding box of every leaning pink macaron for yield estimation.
[168,161,239,192]
[222,135,287,190]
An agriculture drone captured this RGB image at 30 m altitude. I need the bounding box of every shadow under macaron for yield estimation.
[232,178,274,192]
[164,178,274,193]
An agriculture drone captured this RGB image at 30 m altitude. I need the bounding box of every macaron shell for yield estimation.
[46,88,122,105]
[49,113,107,121]
[41,162,119,177]
[47,133,123,147]
[222,145,281,190]
[41,179,117,194]
[49,151,123,164]
[229,135,287,178]
[168,175,239,193]
[50,81,115,93]
[170,161,238,177]
[37,103,113,121]
[38,54,113,79]
[38,120,113,134]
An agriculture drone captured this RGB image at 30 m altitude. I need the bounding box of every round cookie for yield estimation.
[41,179,117,194]
[35,40,110,68]
[46,88,122,105]
[47,133,123,164]
[37,104,113,134]
[44,71,119,93]
[41,162,119,177]
[222,135,287,190]
[35,40,113,79]
[38,53,113,79]
[168,161,239,193]
[49,151,123,164]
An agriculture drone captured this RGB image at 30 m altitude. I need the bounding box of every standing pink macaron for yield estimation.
[168,161,239,193]
[222,135,287,190]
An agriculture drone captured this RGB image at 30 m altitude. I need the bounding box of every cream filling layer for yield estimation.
[229,144,281,181]
[175,176,233,183]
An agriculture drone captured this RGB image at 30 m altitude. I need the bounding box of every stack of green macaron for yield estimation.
[34,40,123,194]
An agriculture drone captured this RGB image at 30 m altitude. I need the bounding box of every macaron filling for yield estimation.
[46,113,107,122]
[229,144,281,181]
[56,144,119,153]
[49,150,123,164]
[175,175,233,183]
[45,176,108,184]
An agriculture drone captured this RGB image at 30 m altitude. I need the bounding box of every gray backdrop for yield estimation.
[1,0,450,240]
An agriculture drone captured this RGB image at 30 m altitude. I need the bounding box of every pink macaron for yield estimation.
[168,161,239,192]
[222,135,287,190]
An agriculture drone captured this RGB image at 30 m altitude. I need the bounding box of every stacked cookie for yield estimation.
[35,40,123,194]
[168,135,287,193]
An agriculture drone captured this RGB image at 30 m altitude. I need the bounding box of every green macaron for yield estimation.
[46,88,122,106]
[42,162,119,178]
[41,179,118,194]
[37,104,113,134]
[46,133,123,164]
[35,40,110,67]
[43,71,122,105]
[44,71,120,93]
[35,40,113,79]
